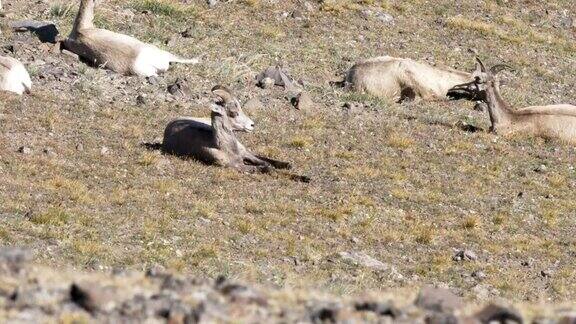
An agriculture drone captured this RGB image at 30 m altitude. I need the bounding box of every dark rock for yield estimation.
[540,269,553,278]
[17,146,32,154]
[167,78,191,97]
[311,305,339,324]
[10,20,59,43]
[415,286,463,313]
[354,301,400,318]
[453,249,478,262]
[426,313,460,324]
[291,91,314,110]
[475,304,522,324]
[147,76,159,85]
[136,95,146,106]
[70,282,113,313]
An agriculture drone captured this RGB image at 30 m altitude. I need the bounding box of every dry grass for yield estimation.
[0,0,575,304]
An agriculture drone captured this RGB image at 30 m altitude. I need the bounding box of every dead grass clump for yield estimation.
[30,208,71,226]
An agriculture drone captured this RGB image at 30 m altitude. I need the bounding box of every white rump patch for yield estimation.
[4,64,32,95]
[132,46,172,77]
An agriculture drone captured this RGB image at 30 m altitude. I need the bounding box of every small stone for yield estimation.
[181,27,193,38]
[260,77,275,89]
[17,146,32,154]
[354,301,400,318]
[375,12,394,25]
[207,0,218,7]
[291,91,314,110]
[292,9,305,20]
[311,305,339,323]
[136,95,146,106]
[70,282,115,313]
[167,78,191,97]
[534,164,548,173]
[540,269,553,278]
[43,148,56,156]
[472,270,487,281]
[453,249,478,262]
[147,76,159,85]
[75,143,84,151]
[100,147,109,155]
[426,313,459,324]
[475,304,522,323]
[415,286,463,313]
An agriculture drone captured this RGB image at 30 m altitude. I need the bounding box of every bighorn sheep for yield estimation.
[163,86,308,179]
[448,58,576,143]
[63,0,198,77]
[343,56,475,102]
[0,56,32,95]
[179,88,254,131]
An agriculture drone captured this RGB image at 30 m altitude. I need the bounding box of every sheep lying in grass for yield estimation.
[448,58,576,144]
[64,0,198,77]
[163,86,309,181]
[343,56,475,102]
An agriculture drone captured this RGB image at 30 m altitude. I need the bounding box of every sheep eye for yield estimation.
[228,111,238,118]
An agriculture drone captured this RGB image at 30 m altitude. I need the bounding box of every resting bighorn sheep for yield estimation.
[180,88,255,131]
[448,58,576,143]
[163,86,307,178]
[63,0,198,77]
[343,56,475,102]
[0,56,32,95]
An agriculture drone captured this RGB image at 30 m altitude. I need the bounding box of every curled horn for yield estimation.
[490,64,514,75]
[211,85,234,103]
[475,57,487,73]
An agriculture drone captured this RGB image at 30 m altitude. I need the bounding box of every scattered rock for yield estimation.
[70,282,115,313]
[336,251,391,272]
[472,270,487,281]
[167,78,191,97]
[17,146,32,154]
[453,249,478,262]
[342,101,363,112]
[75,143,84,151]
[136,95,146,106]
[10,20,59,43]
[415,286,463,313]
[426,312,459,324]
[291,91,314,110]
[147,76,159,85]
[260,77,275,89]
[101,147,110,155]
[292,9,305,20]
[534,164,548,173]
[457,121,482,133]
[354,301,400,318]
[42,148,56,157]
[180,27,194,38]
[311,305,339,324]
[375,12,394,25]
[207,0,218,8]
[540,269,553,278]
[474,304,522,323]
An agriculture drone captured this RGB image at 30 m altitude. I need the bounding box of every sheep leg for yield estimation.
[254,155,292,170]
[233,163,273,174]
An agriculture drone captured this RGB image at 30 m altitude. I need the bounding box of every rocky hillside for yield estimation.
[0,0,576,320]
[0,248,574,323]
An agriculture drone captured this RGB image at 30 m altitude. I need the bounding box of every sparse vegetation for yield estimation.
[0,0,575,310]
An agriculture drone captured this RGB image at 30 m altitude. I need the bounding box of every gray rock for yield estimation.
[472,270,487,281]
[534,164,548,173]
[70,282,116,313]
[291,91,314,110]
[17,146,32,154]
[453,249,478,262]
[375,12,394,25]
[415,286,463,313]
[260,77,276,89]
[474,304,522,323]
[207,0,218,7]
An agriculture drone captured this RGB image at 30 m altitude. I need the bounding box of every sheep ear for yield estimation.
[211,104,225,115]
